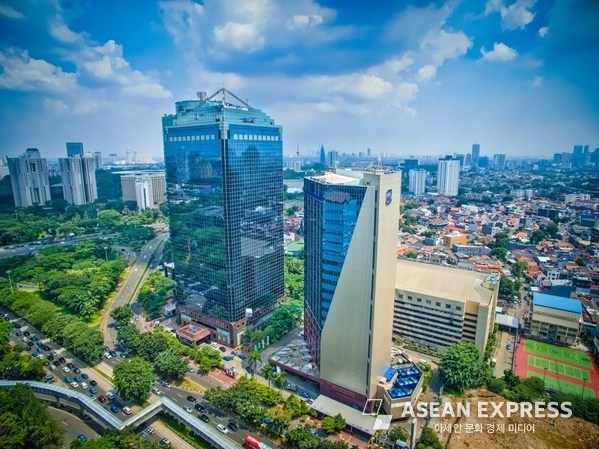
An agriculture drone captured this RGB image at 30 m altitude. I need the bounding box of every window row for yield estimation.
[232,134,279,141]
[400,294,461,311]
[169,135,216,142]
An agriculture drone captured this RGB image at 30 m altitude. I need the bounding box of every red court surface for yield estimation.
[514,338,599,397]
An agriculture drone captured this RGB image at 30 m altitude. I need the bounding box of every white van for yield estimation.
[123,406,132,415]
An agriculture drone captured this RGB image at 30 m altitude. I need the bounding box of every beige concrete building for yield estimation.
[393,260,499,353]
[120,171,166,210]
[529,293,581,344]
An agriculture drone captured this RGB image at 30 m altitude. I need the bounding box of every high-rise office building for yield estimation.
[304,169,400,407]
[7,148,51,207]
[403,158,418,171]
[471,143,480,169]
[437,158,460,196]
[163,89,284,345]
[493,153,506,171]
[93,152,102,169]
[408,169,427,195]
[319,145,326,166]
[59,156,97,205]
[66,142,84,158]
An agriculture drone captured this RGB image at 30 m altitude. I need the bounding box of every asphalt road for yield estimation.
[101,234,168,346]
[0,233,115,259]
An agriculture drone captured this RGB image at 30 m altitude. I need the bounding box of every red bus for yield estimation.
[244,435,274,449]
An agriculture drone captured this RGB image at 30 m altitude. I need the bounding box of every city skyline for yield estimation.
[0,0,598,159]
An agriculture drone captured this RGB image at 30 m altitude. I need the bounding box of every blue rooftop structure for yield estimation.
[533,293,582,314]
[383,367,395,382]
[387,366,422,399]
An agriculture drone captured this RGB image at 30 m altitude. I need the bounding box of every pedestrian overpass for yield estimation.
[0,381,239,448]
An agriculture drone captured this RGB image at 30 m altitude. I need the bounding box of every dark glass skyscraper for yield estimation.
[162,89,284,345]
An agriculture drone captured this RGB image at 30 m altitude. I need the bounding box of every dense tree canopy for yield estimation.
[439,342,486,394]
[137,272,176,319]
[0,384,65,449]
[113,357,155,403]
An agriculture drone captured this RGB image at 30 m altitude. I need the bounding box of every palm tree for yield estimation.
[261,363,276,388]
[247,349,262,378]
[274,371,287,393]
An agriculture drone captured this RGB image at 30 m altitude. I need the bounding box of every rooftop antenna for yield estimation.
[296,143,300,158]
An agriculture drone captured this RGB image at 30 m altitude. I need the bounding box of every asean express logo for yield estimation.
[362,399,573,431]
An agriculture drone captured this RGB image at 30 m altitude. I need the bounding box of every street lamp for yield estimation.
[582,377,587,399]
[6,270,13,294]
[104,246,108,262]
[543,367,547,383]
[2,366,13,379]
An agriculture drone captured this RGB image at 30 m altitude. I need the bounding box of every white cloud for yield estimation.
[538,26,549,37]
[420,29,473,66]
[42,97,69,114]
[286,14,323,30]
[532,76,543,87]
[485,0,537,30]
[213,22,265,52]
[0,49,76,92]
[385,55,413,74]
[80,40,171,99]
[480,42,518,62]
[49,16,84,44]
[0,4,24,19]
[417,65,438,83]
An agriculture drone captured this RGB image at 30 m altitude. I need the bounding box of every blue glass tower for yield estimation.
[162,89,284,345]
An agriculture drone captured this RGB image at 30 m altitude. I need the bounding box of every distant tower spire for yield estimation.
[296,143,300,158]
[377,153,382,170]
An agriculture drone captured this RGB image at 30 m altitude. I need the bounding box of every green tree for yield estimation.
[387,426,410,443]
[274,371,287,392]
[416,426,443,449]
[136,332,169,362]
[284,393,309,418]
[113,357,155,403]
[261,363,276,388]
[502,369,520,390]
[487,377,507,394]
[153,350,188,380]
[110,306,134,327]
[439,342,485,394]
[0,384,65,449]
[247,349,262,378]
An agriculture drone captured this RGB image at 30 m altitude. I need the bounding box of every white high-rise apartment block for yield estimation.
[437,158,460,196]
[408,169,427,195]
[59,156,97,205]
[7,148,52,207]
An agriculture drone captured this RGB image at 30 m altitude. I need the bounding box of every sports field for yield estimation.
[515,338,598,398]
[524,340,592,368]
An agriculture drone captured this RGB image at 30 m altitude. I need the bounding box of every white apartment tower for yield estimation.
[7,148,51,207]
[59,156,97,205]
[437,158,460,196]
[408,169,427,195]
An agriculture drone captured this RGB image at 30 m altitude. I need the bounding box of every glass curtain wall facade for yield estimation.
[303,177,365,367]
[162,89,284,344]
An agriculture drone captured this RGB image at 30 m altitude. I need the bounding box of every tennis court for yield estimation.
[524,340,592,368]
[528,355,589,380]
[528,371,595,397]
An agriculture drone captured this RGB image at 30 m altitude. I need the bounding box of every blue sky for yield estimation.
[0,0,597,161]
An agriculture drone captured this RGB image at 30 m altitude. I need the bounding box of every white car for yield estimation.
[185,406,192,414]
[216,424,228,434]
[36,354,44,360]
[62,366,70,373]
[80,382,88,390]
[104,352,112,359]
[70,381,79,389]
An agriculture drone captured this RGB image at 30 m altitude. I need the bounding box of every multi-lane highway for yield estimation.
[101,233,168,346]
